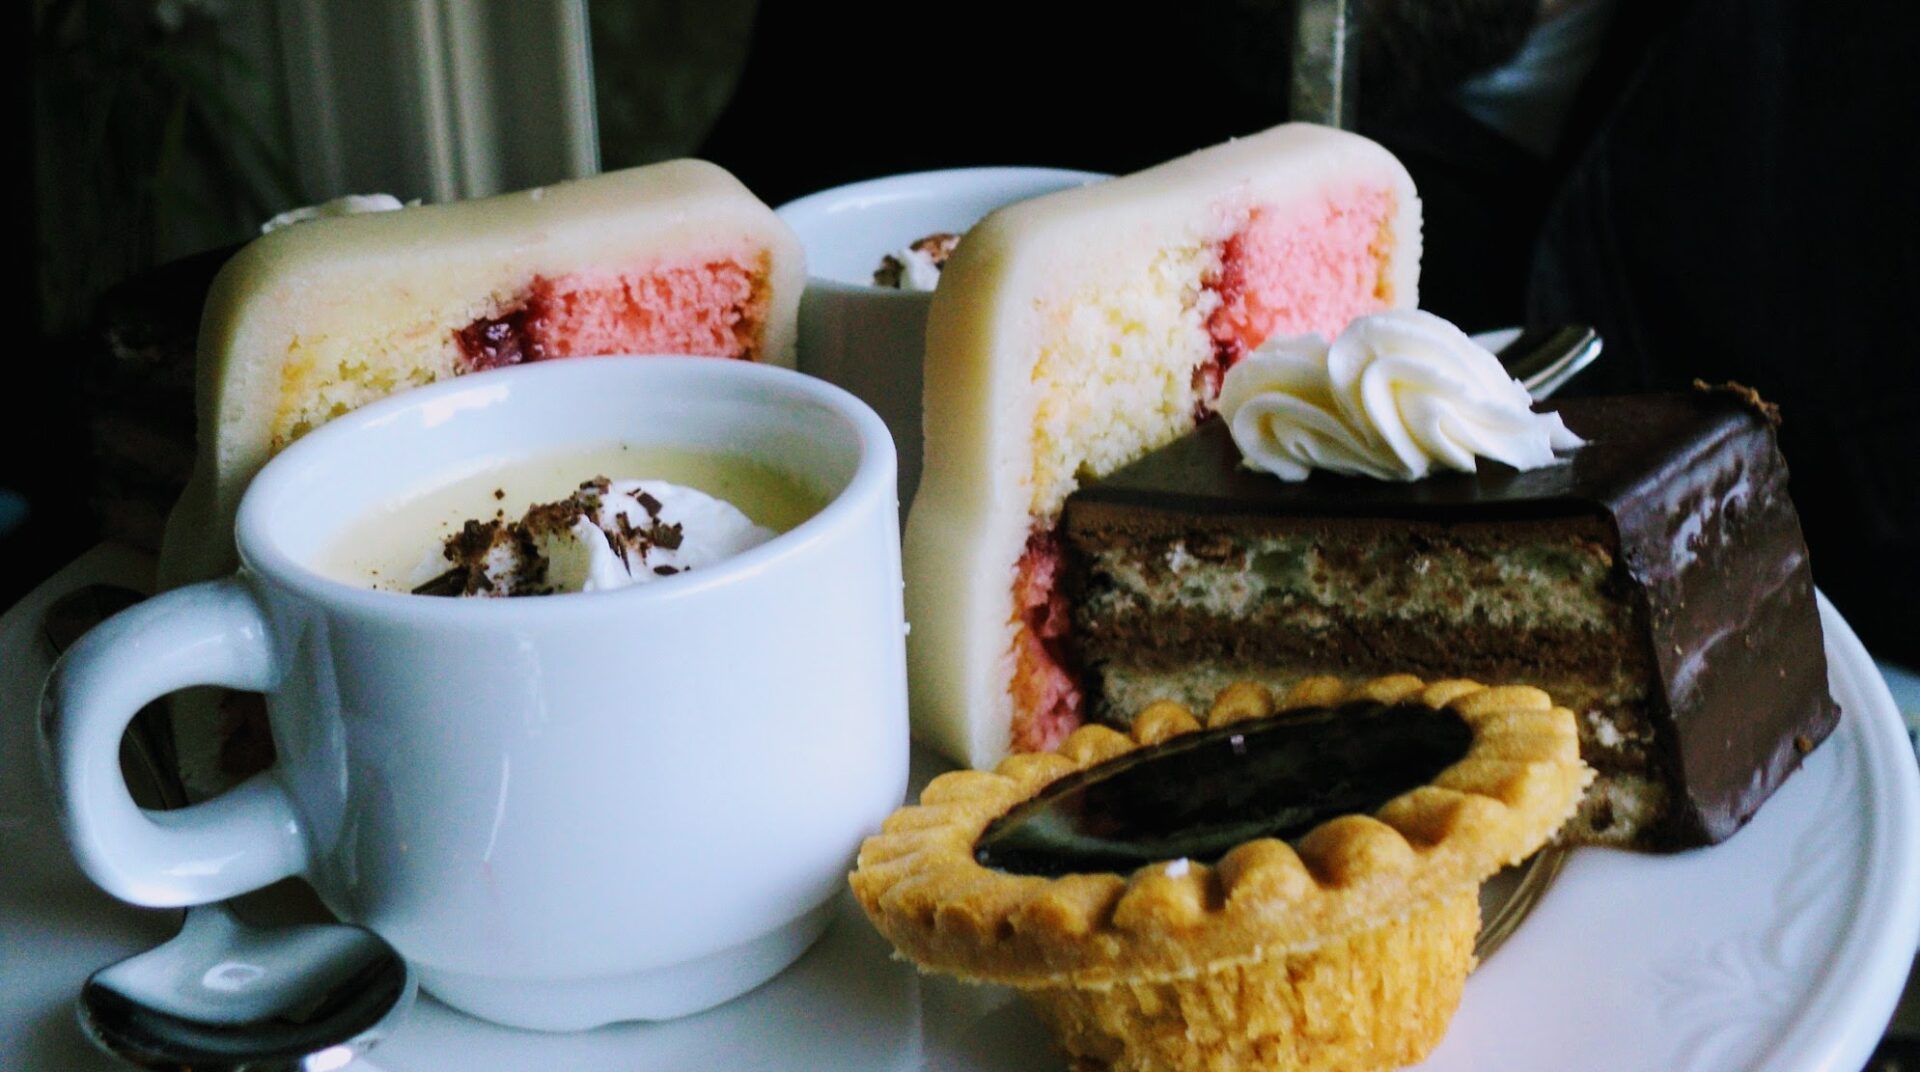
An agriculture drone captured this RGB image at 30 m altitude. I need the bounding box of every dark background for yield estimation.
[13,0,1920,663]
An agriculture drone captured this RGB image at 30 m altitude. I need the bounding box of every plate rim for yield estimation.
[1746,593,1920,1071]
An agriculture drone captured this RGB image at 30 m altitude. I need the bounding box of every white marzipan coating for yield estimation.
[159,159,803,591]
[902,123,1422,770]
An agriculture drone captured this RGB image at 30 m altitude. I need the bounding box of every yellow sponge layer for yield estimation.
[273,326,457,448]
[1028,243,1217,518]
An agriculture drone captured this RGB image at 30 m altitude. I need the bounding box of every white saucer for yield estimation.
[3,544,1916,1071]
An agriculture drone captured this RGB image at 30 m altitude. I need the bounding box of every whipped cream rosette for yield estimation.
[1219,309,1584,481]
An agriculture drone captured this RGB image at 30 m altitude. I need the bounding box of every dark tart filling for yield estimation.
[977,701,1472,877]
[851,675,1593,987]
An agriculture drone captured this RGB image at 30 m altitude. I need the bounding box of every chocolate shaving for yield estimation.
[870,232,961,288]
[514,527,548,593]
[523,497,590,536]
[447,518,502,558]
[872,255,906,289]
[653,565,680,576]
[636,490,663,517]
[411,567,468,597]
[603,526,628,568]
[912,231,961,266]
[652,521,684,551]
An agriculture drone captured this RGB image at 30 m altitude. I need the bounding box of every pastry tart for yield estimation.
[849,675,1592,1072]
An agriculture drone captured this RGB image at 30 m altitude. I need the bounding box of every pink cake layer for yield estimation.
[1207,186,1396,366]
[456,256,766,372]
[1006,192,1397,753]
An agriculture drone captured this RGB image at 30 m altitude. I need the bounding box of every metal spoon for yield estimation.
[77,905,413,1072]
[43,585,416,1072]
[1499,323,1604,400]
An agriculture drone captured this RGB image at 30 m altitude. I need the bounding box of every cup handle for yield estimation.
[40,576,308,907]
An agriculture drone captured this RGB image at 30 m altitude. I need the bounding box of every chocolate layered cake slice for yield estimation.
[160,159,803,590]
[903,123,1422,771]
[1061,389,1839,849]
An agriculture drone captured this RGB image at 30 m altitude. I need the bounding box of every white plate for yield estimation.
[3,544,1917,1071]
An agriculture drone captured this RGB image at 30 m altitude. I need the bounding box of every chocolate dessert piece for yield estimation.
[85,245,241,550]
[1061,390,1839,850]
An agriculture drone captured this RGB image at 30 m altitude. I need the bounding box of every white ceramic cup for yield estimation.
[41,357,909,1031]
[776,167,1107,518]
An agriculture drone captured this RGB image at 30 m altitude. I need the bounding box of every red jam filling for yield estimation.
[1009,528,1082,754]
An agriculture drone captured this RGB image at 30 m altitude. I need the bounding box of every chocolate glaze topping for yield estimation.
[975,701,1471,878]
[1063,394,1840,848]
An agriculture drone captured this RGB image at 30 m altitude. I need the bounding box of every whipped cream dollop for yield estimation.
[1217,309,1585,482]
[412,477,776,597]
[261,193,409,235]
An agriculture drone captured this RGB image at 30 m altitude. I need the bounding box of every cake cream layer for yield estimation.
[1062,392,1839,849]
[903,123,1422,770]
[1068,513,1660,845]
[159,159,803,590]
[1072,519,1628,649]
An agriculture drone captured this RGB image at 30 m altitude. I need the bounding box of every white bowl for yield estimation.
[777,168,1108,518]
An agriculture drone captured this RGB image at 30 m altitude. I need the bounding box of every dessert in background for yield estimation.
[159,159,804,590]
[85,244,236,552]
[79,195,460,551]
[871,232,960,290]
[1063,363,1836,849]
[903,122,1422,770]
[407,476,776,597]
[852,675,1591,1072]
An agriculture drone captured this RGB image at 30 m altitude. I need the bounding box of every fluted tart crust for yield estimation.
[851,675,1591,987]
